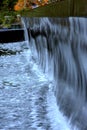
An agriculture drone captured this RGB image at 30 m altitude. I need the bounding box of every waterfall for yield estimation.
[21,17,30,48]
[24,17,87,130]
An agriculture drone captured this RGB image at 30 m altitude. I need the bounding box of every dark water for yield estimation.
[24,17,87,130]
[0,39,74,129]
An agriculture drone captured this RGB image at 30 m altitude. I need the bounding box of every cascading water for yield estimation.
[25,17,87,130]
[0,17,76,130]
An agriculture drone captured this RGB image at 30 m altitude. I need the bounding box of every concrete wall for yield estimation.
[0,29,24,43]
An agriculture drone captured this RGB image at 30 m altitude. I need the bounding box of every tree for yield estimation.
[0,0,3,10]
[14,0,49,11]
[0,0,18,10]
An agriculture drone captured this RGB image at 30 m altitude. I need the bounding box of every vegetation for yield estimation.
[0,0,49,28]
[0,0,49,11]
[0,0,18,28]
[0,11,21,28]
[14,0,49,11]
[0,0,18,11]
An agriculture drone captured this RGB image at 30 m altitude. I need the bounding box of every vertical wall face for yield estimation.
[0,29,24,43]
[74,0,87,16]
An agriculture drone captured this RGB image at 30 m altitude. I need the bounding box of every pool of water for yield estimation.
[0,41,77,130]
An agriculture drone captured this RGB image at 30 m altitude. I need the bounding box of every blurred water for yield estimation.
[27,17,87,130]
[0,41,75,130]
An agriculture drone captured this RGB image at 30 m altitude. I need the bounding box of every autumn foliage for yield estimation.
[14,0,48,11]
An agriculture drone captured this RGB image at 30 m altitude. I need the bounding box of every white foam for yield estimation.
[46,86,79,130]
